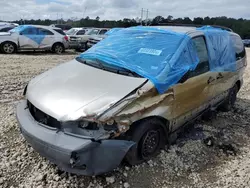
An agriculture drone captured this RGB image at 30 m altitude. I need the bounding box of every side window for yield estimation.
[231,35,245,60]
[76,30,86,35]
[89,29,99,35]
[37,28,54,35]
[99,29,108,35]
[21,28,38,35]
[188,36,210,78]
[53,29,65,35]
[0,27,13,32]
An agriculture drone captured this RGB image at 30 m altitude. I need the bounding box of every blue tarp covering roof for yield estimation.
[79,26,236,94]
[105,28,123,36]
[198,26,236,72]
[79,26,199,93]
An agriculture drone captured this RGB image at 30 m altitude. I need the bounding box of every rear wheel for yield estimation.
[52,43,64,54]
[1,42,16,54]
[124,118,167,165]
[219,84,238,112]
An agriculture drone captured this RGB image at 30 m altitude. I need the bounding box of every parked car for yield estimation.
[50,24,72,33]
[70,28,109,51]
[0,22,18,32]
[243,39,250,47]
[0,25,69,54]
[86,28,123,49]
[66,27,92,49]
[86,35,106,49]
[17,26,246,176]
[0,22,18,27]
[0,25,17,32]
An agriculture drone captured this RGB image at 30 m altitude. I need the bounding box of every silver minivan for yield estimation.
[16,25,247,176]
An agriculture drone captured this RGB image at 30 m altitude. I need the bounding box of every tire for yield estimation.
[1,42,16,54]
[219,84,238,112]
[52,43,64,54]
[124,118,167,165]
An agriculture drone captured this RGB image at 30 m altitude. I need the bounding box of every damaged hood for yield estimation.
[27,59,147,121]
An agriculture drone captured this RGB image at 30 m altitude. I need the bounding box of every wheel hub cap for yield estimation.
[141,130,160,159]
[4,44,14,53]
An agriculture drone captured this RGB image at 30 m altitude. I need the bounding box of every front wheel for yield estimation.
[1,42,16,54]
[124,119,167,165]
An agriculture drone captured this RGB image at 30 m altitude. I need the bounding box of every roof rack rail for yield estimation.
[154,23,233,32]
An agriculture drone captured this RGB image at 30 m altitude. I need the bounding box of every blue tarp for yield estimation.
[79,26,199,94]
[79,26,236,94]
[105,28,123,36]
[197,26,236,72]
[10,25,46,45]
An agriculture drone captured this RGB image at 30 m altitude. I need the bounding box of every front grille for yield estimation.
[27,100,61,129]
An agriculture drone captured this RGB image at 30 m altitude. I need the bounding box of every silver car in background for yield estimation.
[66,28,92,50]
[86,28,123,49]
[70,28,109,51]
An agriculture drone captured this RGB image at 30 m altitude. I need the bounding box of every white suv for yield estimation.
[0,25,69,54]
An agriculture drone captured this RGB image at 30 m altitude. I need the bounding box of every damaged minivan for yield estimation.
[17,25,247,175]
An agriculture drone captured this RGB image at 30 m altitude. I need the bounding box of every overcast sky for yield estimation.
[1,0,250,21]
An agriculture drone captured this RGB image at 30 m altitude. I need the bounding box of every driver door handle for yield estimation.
[207,76,216,84]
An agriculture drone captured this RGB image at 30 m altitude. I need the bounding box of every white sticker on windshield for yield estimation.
[138,48,162,56]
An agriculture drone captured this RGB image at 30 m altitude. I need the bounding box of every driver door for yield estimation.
[172,36,217,129]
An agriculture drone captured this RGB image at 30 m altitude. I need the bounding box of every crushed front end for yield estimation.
[16,100,135,176]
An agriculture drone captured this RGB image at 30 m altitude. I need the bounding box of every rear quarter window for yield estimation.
[53,29,66,35]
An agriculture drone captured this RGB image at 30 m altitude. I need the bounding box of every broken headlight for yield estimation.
[62,120,119,139]
[78,121,99,130]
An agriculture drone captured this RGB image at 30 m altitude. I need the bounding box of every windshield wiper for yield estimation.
[76,57,142,78]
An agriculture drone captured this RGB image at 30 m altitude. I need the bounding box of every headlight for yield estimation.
[61,120,118,139]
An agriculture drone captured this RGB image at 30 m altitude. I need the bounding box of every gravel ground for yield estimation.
[1,50,250,188]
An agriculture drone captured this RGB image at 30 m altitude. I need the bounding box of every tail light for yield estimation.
[64,35,69,41]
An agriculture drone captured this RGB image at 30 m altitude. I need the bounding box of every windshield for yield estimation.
[87,29,99,35]
[76,57,142,78]
[66,28,78,35]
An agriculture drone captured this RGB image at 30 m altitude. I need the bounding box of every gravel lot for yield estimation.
[1,50,250,188]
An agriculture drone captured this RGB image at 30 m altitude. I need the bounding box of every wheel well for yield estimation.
[235,80,241,92]
[52,42,64,50]
[1,41,17,48]
[128,116,170,138]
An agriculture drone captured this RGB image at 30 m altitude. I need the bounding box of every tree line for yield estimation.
[10,15,250,39]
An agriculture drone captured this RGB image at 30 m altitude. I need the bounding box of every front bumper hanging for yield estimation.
[16,100,135,176]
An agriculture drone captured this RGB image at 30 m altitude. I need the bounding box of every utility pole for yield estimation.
[146,9,149,26]
[141,9,150,26]
[141,8,143,25]
[83,7,87,19]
